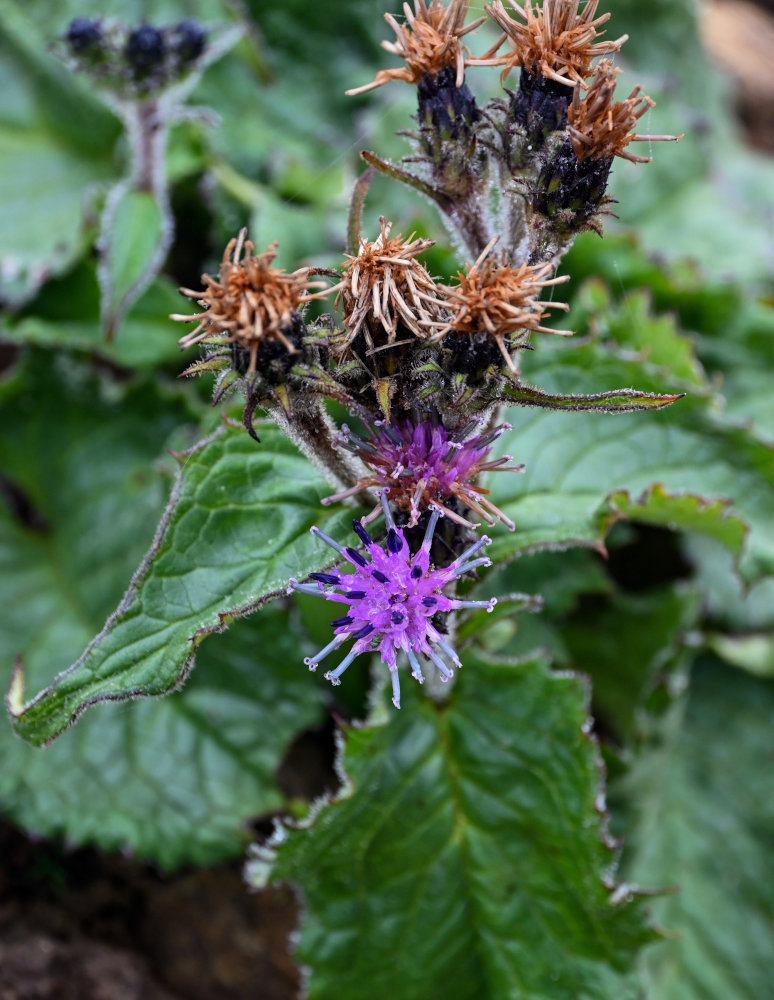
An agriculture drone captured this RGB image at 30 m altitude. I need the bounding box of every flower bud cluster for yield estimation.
[171,0,681,707]
[60,17,208,94]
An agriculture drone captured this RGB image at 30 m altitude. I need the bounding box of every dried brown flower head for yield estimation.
[346,0,486,95]
[485,0,628,87]
[567,59,681,163]
[433,239,572,370]
[335,217,444,357]
[171,230,333,375]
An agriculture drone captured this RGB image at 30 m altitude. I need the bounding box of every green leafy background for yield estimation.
[1,0,773,996]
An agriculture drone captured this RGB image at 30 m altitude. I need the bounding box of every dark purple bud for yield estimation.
[310,572,340,585]
[171,20,206,62]
[330,616,354,627]
[411,565,423,579]
[352,520,373,547]
[422,597,437,607]
[352,624,375,640]
[387,528,403,554]
[125,24,166,77]
[391,611,405,624]
[372,570,390,584]
[65,18,102,54]
[346,590,366,600]
[346,547,368,567]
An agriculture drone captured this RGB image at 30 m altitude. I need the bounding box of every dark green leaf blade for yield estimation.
[8,421,352,746]
[1,605,322,869]
[620,659,774,999]
[260,654,656,1000]
[489,346,774,577]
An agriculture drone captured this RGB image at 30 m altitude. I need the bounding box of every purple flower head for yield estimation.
[288,495,497,708]
[322,418,523,530]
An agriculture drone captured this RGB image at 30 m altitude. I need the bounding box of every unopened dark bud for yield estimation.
[125,24,166,78]
[512,66,571,144]
[65,18,102,54]
[171,20,207,62]
[417,65,479,141]
[229,313,306,382]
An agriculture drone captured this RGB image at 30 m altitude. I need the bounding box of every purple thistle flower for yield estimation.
[288,495,496,708]
[321,418,523,530]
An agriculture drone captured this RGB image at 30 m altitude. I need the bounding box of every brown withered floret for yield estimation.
[431,239,572,371]
[346,0,486,95]
[567,59,681,163]
[484,0,628,87]
[171,230,334,375]
[335,217,444,357]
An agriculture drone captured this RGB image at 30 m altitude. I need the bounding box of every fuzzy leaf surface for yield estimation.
[490,344,774,578]
[8,415,352,747]
[0,355,323,861]
[620,659,774,999]
[265,654,655,1000]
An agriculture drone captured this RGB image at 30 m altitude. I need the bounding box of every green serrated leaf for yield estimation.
[619,659,774,999]
[0,353,323,862]
[601,485,747,563]
[8,418,354,747]
[259,653,657,1000]
[488,344,774,580]
[0,605,322,868]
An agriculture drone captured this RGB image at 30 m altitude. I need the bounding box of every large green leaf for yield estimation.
[0,353,323,863]
[7,406,353,747]
[257,653,656,1000]
[618,658,774,999]
[0,604,322,868]
[490,341,774,579]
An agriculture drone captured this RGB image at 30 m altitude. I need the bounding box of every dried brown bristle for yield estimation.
[346,0,487,95]
[335,216,444,357]
[567,59,682,163]
[484,0,628,87]
[431,239,573,371]
[171,230,335,375]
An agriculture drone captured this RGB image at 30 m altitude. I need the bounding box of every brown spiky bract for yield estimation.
[485,0,628,87]
[433,240,572,370]
[335,217,444,357]
[346,0,486,95]
[567,59,681,163]
[171,230,333,375]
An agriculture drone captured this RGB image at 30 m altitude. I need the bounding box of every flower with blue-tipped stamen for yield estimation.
[287,495,496,708]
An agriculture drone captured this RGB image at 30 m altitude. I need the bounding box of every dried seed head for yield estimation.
[347,0,487,95]
[335,217,444,358]
[567,60,681,163]
[323,419,523,530]
[485,0,628,87]
[172,230,335,375]
[432,240,572,371]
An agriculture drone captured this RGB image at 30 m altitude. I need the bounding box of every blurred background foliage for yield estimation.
[1,0,773,997]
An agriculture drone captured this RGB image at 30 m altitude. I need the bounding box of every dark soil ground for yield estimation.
[0,818,300,1000]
